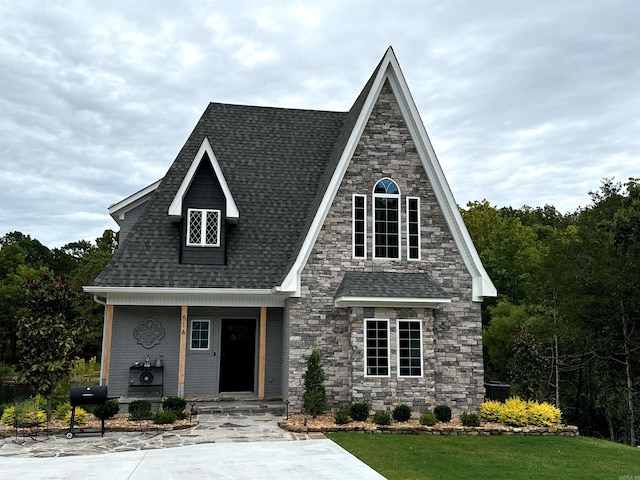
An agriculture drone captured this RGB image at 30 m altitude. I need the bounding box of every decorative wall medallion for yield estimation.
[134,317,165,348]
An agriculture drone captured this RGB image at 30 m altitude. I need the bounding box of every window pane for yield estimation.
[365,320,389,376]
[398,321,422,377]
[188,210,202,244]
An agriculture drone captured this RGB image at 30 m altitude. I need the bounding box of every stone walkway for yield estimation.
[0,412,325,458]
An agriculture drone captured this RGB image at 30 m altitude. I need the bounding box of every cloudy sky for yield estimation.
[1,1,638,248]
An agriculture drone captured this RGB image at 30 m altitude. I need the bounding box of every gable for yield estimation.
[277,47,496,301]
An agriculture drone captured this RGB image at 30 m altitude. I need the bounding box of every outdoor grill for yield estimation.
[67,386,109,438]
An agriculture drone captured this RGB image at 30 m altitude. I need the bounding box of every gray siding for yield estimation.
[109,306,181,397]
[181,155,227,265]
[118,202,148,246]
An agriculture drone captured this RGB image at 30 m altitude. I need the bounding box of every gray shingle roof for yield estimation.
[335,272,450,300]
[92,53,387,290]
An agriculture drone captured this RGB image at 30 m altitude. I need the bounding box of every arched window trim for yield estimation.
[372,177,401,260]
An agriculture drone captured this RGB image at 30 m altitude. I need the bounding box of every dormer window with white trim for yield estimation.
[373,178,401,259]
[187,208,220,247]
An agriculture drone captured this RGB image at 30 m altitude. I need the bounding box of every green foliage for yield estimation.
[1,401,46,426]
[92,399,119,421]
[391,404,412,422]
[155,410,177,424]
[14,274,90,402]
[372,411,391,426]
[162,396,187,420]
[479,400,502,423]
[434,405,452,423]
[65,406,88,426]
[460,412,481,427]
[55,401,72,420]
[419,411,437,426]
[348,402,370,421]
[302,347,327,417]
[128,400,152,419]
[509,325,549,401]
[334,410,351,425]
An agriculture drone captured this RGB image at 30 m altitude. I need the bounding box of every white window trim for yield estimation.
[372,180,401,260]
[186,208,221,247]
[190,319,211,351]
[396,319,423,378]
[364,319,390,378]
[406,196,421,261]
[352,194,367,259]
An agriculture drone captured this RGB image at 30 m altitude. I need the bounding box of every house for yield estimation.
[84,47,496,415]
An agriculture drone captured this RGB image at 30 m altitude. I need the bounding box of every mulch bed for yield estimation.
[279,414,579,437]
[0,413,196,439]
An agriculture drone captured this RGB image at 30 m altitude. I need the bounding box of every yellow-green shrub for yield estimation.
[479,400,502,423]
[64,407,88,426]
[479,397,562,427]
[527,400,561,427]
[1,404,46,426]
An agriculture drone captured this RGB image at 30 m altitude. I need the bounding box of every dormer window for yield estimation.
[187,208,220,247]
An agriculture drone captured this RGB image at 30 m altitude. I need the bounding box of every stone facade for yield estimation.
[286,81,484,415]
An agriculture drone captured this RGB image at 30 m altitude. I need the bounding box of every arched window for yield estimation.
[373,178,400,259]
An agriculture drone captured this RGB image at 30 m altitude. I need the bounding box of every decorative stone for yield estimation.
[133,317,165,348]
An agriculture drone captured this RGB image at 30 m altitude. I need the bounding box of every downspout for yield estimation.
[93,295,108,386]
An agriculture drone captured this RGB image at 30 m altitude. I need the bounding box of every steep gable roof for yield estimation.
[277,47,496,301]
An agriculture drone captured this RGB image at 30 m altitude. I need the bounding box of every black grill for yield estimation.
[70,386,108,406]
[67,386,109,439]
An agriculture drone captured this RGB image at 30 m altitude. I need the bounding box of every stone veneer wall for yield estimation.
[286,80,485,416]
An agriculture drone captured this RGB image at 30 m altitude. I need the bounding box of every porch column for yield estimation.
[178,305,188,397]
[258,306,267,399]
[100,304,114,386]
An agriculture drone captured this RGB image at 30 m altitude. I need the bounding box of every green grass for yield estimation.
[328,433,640,480]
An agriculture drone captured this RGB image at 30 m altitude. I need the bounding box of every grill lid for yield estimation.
[70,385,108,405]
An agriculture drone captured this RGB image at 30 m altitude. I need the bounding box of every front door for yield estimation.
[219,319,256,392]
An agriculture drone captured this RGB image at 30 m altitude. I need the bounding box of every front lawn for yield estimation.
[328,433,640,480]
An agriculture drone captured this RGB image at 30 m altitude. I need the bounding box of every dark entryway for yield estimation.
[219,319,256,392]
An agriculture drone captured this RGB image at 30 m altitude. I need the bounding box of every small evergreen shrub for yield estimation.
[334,410,351,425]
[434,404,452,422]
[460,412,481,427]
[392,404,412,422]
[302,348,328,417]
[155,410,177,424]
[527,400,561,427]
[162,396,187,420]
[349,402,370,421]
[479,398,562,427]
[373,411,391,426]
[129,400,152,419]
[1,404,46,426]
[92,399,120,421]
[55,402,73,420]
[499,397,528,426]
[419,411,437,426]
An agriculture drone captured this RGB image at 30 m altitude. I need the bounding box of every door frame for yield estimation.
[218,317,258,393]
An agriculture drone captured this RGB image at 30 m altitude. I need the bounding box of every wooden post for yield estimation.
[101,304,114,386]
[178,305,188,397]
[258,306,267,399]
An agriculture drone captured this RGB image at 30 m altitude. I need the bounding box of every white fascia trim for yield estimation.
[384,54,496,302]
[335,296,451,308]
[168,137,239,222]
[108,179,162,222]
[83,286,274,295]
[278,49,394,297]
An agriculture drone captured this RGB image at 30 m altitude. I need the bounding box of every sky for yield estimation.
[1,1,639,248]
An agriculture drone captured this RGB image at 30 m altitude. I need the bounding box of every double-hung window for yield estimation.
[187,208,220,247]
[365,319,389,376]
[190,320,210,350]
[397,320,423,377]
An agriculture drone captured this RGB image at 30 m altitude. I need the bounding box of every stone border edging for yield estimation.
[278,422,579,437]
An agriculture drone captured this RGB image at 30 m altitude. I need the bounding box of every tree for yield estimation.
[15,274,90,414]
[302,347,327,417]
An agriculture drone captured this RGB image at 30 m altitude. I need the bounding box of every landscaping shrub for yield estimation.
[334,410,351,425]
[162,396,187,420]
[1,404,46,426]
[419,411,437,426]
[349,402,370,421]
[128,400,152,419]
[55,402,73,420]
[526,400,561,427]
[460,412,481,427]
[392,404,412,422]
[499,397,529,426]
[64,407,88,426]
[302,347,327,417]
[155,410,177,424]
[373,411,391,426]
[92,399,120,421]
[434,404,452,422]
[479,400,502,423]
